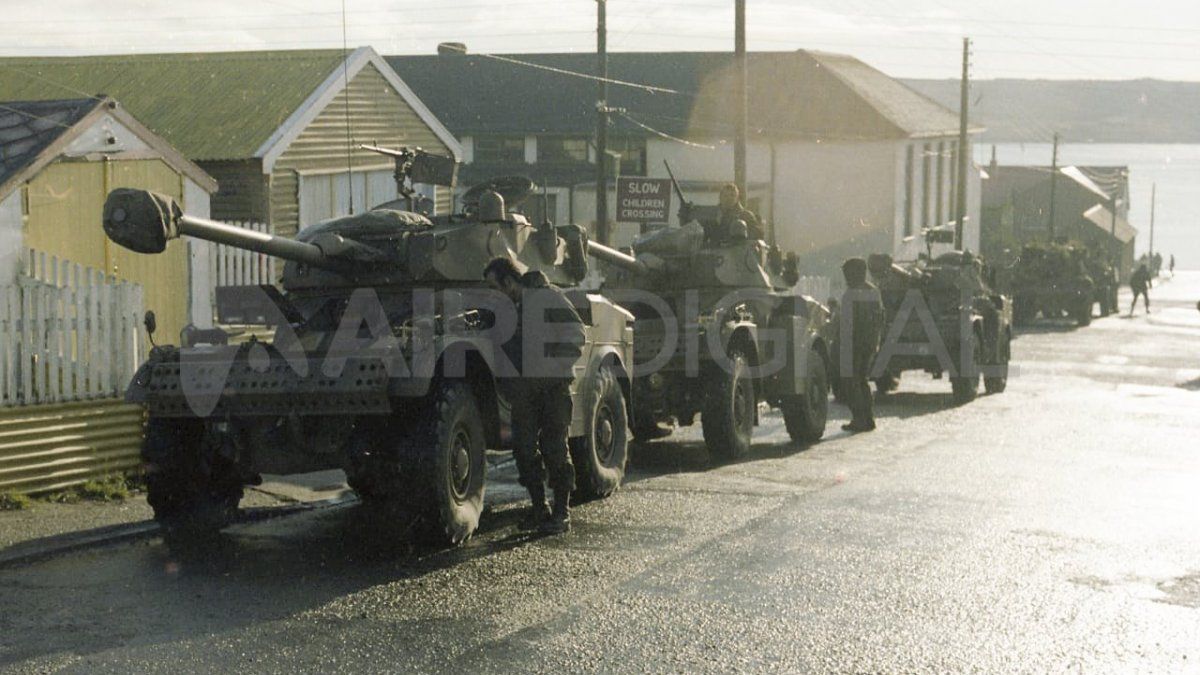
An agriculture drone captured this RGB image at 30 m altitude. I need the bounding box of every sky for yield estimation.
[2,0,1199,81]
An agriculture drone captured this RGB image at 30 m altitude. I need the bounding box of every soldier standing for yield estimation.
[485,257,585,534]
[838,257,884,432]
[1129,263,1152,316]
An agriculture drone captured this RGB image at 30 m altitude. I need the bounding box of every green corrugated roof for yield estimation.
[0,50,347,160]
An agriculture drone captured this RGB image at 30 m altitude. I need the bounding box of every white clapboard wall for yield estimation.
[192,221,276,287]
[0,250,144,407]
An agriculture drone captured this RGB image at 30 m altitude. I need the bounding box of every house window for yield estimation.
[921,143,932,229]
[904,145,914,236]
[539,137,589,163]
[610,137,647,175]
[473,136,525,164]
[299,168,397,228]
[935,141,946,228]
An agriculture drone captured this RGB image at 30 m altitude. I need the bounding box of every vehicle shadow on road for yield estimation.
[1013,320,1085,335]
[0,502,562,668]
[627,434,816,477]
[1177,376,1200,391]
[872,391,964,419]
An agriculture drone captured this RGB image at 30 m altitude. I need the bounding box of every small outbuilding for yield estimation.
[0,97,216,340]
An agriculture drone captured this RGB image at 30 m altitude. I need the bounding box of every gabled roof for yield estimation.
[0,96,216,200]
[387,50,969,141]
[0,98,94,189]
[1083,203,1137,244]
[0,48,460,166]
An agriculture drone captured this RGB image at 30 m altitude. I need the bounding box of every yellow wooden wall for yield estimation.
[23,158,191,342]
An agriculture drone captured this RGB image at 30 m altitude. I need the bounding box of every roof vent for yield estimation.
[438,42,467,56]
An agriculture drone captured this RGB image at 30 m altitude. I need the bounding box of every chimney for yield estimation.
[438,42,467,57]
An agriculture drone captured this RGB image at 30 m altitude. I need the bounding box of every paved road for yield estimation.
[2,275,1198,673]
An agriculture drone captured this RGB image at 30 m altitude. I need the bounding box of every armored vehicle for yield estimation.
[860,248,1012,405]
[584,175,831,459]
[102,148,634,546]
[1004,243,1095,327]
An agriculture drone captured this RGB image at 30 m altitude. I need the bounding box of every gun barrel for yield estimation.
[176,214,327,266]
[103,188,328,267]
[586,240,647,275]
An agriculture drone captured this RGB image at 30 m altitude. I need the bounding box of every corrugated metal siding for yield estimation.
[270,63,455,238]
[0,399,144,495]
[197,159,268,223]
[24,159,190,342]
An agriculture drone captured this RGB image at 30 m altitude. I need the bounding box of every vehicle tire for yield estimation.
[570,363,629,501]
[984,331,1010,395]
[403,381,487,546]
[1013,298,1035,327]
[702,347,755,461]
[950,331,981,405]
[781,347,828,444]
[874,370,900,395]
[143,418,243,540]
[1073,296,1093,327]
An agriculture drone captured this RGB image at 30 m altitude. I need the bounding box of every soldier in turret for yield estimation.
[485,256,586,534]
[713,183,765,243]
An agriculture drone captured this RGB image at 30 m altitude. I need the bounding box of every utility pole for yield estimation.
[1149,182,1156,257]
[734,0,748,199]
[595,0,610,245]
[953,37,970,250]
[1047,132,1059,240]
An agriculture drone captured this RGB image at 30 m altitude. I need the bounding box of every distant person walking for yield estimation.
[1129,264,1152,316]
[1169,254,1176,276]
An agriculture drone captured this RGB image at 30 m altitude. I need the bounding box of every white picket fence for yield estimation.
[0,250,144,407]
[192,221,276,289]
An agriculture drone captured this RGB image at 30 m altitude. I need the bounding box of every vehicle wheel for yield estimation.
[1073,297,1093,327]
[984,332,1010,395]
[1013,298,1034,327]
[874,371,900,395]
[781,347,828,444]
[570,363,629,501]
[143,418,243,540]
[403,381,487,546]
[702,347,755,461]
[950,331,981,405]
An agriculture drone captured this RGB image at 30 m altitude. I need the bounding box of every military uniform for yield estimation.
[501,270,585,529]
[839,269,885,431]
[713,203,765,243]
[1129,265,1151,315]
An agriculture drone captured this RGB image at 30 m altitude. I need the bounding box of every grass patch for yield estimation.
[38,472,143,505]
[0,492,33,511]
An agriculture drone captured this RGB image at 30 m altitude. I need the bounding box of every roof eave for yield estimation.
[256,47,463,174]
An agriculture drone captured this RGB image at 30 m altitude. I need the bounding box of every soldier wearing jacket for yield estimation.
[484,257,585,534]
[838,257,885,432]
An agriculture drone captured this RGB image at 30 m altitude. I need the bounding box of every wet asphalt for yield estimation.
[1,275,1198,673]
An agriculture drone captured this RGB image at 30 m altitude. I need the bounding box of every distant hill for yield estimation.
[903,79,1200,143]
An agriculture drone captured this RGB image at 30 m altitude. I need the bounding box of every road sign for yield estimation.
[617,177,672,223]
